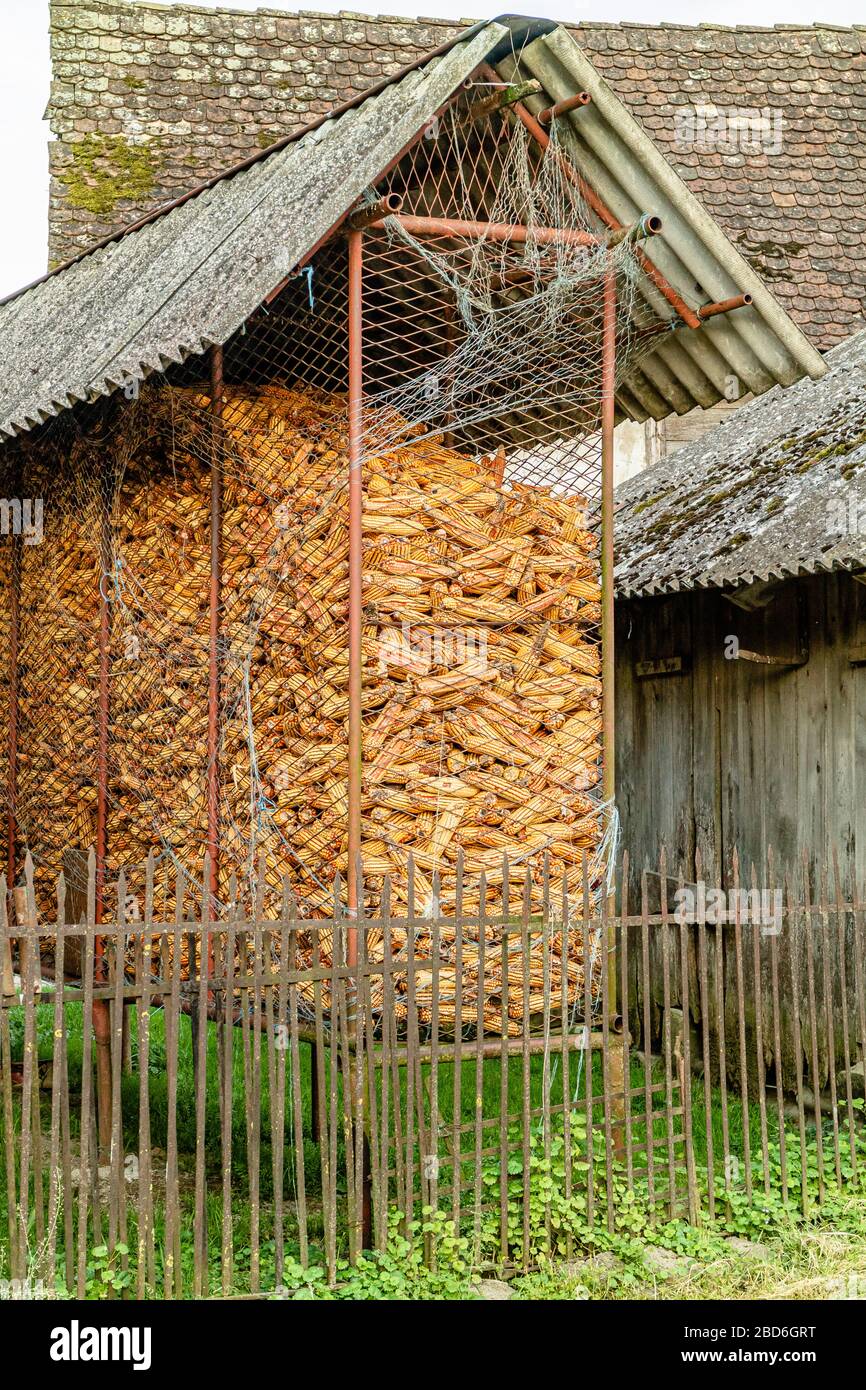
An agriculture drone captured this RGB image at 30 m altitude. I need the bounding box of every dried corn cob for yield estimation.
[14,382,603,1029]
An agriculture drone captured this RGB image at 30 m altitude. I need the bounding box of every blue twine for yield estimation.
[297,265,314,310]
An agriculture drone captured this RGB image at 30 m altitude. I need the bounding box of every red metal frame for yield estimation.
[94,451,113,1152]
[376,212,599,248]
[207,344,223,909]
[6,488,19,892]
[600,259,622,1112]
[537,92,591,125]
[346,227,364,958]
[601,262,616,815]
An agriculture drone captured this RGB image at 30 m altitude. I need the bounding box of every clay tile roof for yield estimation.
[48,6,866,351]
[573,20,866,354]
[5,18,823,439]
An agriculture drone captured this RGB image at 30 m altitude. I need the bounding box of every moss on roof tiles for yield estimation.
[59,133,161,217]
[615,329,866,594]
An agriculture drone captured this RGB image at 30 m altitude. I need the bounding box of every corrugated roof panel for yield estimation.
[496,26,827,420]
[0,23,507,439]
[0,17,826,442]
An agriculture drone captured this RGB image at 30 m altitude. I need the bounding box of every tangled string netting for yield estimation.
[5,114,648,1030]
[365,117,644,471]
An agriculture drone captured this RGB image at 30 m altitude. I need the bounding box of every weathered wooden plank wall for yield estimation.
[615,571,866,1083]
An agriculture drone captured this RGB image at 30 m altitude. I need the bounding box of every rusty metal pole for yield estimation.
[537,91,592,124]
[6,462,20,894]
[697,293,753,320]
[375,212,660,252]
[601,259,625,1143]
[348,192,404,230]
[207,345,223,908]
[601,265,616,862]
[94,448,114,1154]
[372,212,601,248]
[347,227,373,1247]
[195,344,223,1102]
[3,460,21,1007]
[346,229,363,961]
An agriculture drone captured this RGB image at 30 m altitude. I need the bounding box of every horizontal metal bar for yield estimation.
[373,212,601,247]
[537,92,592,125]
[697,292,753,321]
[466,78,542,122]
[376,211,662,253]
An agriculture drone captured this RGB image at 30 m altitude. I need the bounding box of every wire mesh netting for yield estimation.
[0,83,660,1029]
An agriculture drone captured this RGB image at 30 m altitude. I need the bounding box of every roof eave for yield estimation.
[497,25,826,420]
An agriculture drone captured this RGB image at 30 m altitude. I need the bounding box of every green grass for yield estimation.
[6,993,610,1188]
[3,992,866,1298]
[0,990,832,1202]
[509,1212,866,1300]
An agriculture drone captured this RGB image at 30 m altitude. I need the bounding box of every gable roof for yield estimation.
[1,20,506,437]
[615,329,866,598]
[575,21,866,355]
[48,6,866,352]
[1,18,824,440]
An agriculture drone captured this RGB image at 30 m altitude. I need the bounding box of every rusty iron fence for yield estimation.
[2,845,866,1298]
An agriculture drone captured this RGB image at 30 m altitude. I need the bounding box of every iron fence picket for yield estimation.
[2,846,866,1297]
[832,850,857,1181]
[801,854,825,1205]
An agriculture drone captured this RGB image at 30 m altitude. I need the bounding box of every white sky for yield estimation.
[1,0,864,299]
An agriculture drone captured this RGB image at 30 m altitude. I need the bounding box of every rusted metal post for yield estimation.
[348,192,403,230]
[346,229,363,956]
[601,263,616,820]
[194,344,223,1100]
[94,457,113,1154]
[607,214,662,248]
[601,260,625,1143]
[6,460,20,894]
[4,484,21,1013]
[207,344,223,908]
[347,229,373,1246]
[375,213,660,252]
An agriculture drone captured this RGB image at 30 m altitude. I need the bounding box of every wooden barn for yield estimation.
[615,328,866,902]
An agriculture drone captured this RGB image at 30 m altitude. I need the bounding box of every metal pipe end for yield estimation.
[696,291,754,321]
[606,213,663,249]
[538,92,593,126]
[348,193,404,230]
